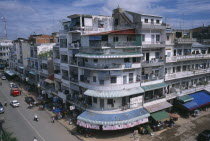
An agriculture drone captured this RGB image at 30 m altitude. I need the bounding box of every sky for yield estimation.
[0,0,210,40]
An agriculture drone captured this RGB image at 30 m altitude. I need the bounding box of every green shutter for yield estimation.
[135,35,142,46]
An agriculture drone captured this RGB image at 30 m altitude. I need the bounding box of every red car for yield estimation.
[10,88,21,96]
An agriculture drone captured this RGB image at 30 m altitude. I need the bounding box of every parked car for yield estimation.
[198,130,210,141]
[9,83,18,88]
[1,76,6,80]
[25,96,35,104]
[0,102,4,113]
[10,100,20,107]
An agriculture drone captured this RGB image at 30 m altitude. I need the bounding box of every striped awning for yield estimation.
[77,107,150,125]
[84,87,144,98]
[142,82,168,91]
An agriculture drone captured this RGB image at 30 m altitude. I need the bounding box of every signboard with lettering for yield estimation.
[130,96,143,108]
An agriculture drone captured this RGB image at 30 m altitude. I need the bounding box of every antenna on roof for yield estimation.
[2,17,7,39]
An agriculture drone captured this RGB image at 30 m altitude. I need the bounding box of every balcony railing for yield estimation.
[142,59,164,67]
[175,38,197,44]
[78,62,123,69]
[141,23,166,29]
[165,68,210,81]
[141,75,164,83]
[68,43,80,49]
[142,41,165,48]
[166,54,210,63]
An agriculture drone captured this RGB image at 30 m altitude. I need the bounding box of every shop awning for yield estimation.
[77,107,150,126]
[29,71,37,75]
[4,70,16,76]
[19,66,24,69]
[142,82,168,91]
[44,79,54,84]
[144,100,172,113]
[84,87,144,98]
[178,95,194,103]
[182,91,210,111]
[151,110,170,122]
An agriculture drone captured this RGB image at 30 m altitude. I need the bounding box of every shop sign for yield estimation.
[70,105,75,110]
[130,96,143,108]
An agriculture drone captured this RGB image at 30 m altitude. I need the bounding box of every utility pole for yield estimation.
[2,17,7,39]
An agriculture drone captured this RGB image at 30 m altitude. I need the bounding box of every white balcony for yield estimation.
[40,69,48,75]
[142,42,165,48]
[54,73,61,80]
[165,69,210,81]
[141,60,164,67]
[141,23,166,29]
[175,38,197,44]
[79,81,140,91]
[61,78,70,86]
[60,63,69,70]
[54,58,60,64]
[60,47,68,52]
[79,62,141,70]
[166,54,210,63]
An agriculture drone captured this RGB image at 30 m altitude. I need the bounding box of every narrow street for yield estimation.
[0,79,80,141]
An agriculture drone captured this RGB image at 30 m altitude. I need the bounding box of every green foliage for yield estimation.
[38,50,52,58]
[2,130,18,141]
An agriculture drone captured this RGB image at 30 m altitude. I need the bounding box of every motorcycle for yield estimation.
[34,116,38,122]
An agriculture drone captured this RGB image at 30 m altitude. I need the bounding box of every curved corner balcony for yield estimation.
[79,81,140,91]
[78,62,141,70]
[75,52,143,59]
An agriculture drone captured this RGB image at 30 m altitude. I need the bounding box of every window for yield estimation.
[156,20,160,24]
[111,77,117,83]
[99,80,104,85]
[124,58,130,63]
[85,58,88,62]
[127,35,135,41]
[145,19,148,23]
[93,97,97,103]
[93,76,96,82]
[93,59,98,63]
[60,39,67,48]
[129,73,133,83]
[115,19,118,25]
[167,35,170,41]
[142,34,145,42]
[183,66,187,71]
[156,35,160,42]
[177,66,181,72]
[155,52,160,59]
[107,99,113,105]
[113,37,119,42]
[50,39,54,43]
[133,57,137,63]
[151,19,154,24]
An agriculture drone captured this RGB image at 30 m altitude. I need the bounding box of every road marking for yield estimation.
[0,86,46,141]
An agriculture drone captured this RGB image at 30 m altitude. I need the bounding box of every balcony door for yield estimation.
[100,99,104,109]
[123,75,127,84]
[151,35,155,44]
[146,53,150,61]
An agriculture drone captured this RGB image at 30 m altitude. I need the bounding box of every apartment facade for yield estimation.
[0,39,13,70]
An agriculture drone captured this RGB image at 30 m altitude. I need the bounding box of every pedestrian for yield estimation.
[4,101,7,107]
[33,137,38,141]
[52,116,55,123]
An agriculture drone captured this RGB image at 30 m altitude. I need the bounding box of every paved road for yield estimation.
[0,79,80,141]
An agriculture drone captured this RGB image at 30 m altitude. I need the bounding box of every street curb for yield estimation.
[44,110,84,141]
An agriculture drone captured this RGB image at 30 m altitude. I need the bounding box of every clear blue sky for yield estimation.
[0,0,210,39]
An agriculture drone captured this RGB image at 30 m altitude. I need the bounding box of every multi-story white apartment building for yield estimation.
[0,39,13,70]
[53,14,113,104]
[9,38,31,79]
[165,28,210,103]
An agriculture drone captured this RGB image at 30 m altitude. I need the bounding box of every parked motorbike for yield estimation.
[34,116,38,122]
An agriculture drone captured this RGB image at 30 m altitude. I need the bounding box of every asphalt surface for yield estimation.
[0,79,80,141]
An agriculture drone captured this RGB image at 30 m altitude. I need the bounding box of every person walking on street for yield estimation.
[33,137,38,141]
[4,101,7,107]
[52,116,55,123]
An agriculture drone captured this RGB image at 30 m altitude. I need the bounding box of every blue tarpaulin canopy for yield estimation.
[53,108,62,113]
[182,91,210,111]
[77,107,150,125]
